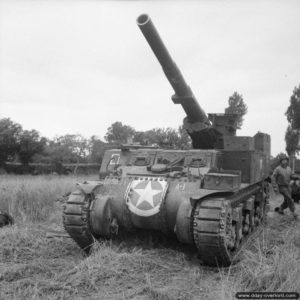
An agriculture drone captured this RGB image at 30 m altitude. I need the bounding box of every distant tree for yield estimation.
[45,140,76,164]
[105,122,135,144]
[134,127,191,149]
[178,125,192,149]
[285,85,300,130]
[46,134,90,164]
[285,125,299,156]
[225,92,248,129]
[0,118,22,166]
[133,131,148,145]
[133,128,172,147]
[105,122,191,150]
[18,130,46,166]
[151,128,179,147]
[58,134,89,162]
[88,136,107,163]
[285,85,300,156]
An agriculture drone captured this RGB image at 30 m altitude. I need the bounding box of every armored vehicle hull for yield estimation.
[63,148,269,266]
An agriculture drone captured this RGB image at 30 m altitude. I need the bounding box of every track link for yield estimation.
[62,189,94,253]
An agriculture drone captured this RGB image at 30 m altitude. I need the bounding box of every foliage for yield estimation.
[285,85,300,154]
[134,128,178,147]
[285,85,300,130]
[225,92,248,129]
[18,130,46,166]
[134,126,192,149]
[285,125,299,156]
[178,125,192,149]
[88,135,106,163]
[0,118,193,169]
[87,136,118,163]
[45,140,76,164]
[56,134,89,161]
[105,122,135,144]
[0,118,22,166]
[105,121,191,149]
[0,118,46,167]
[0,174,86,221]
[45,134,90,164]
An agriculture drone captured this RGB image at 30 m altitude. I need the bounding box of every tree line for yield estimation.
[2,83,299,173]
[0,92,248,171]
[0,91,262,173]
[0,118,193,168]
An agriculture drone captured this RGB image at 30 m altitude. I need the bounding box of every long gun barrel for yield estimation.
[137,14,210,125]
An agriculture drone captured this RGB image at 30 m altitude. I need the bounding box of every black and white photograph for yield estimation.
[0,0,300,299]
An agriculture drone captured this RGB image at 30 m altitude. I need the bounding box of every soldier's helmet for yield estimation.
[279,154,289,163]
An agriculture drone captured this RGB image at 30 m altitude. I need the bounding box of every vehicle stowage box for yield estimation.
[203,173,241,190]
[221,150,268,184]
[223,136,255,151]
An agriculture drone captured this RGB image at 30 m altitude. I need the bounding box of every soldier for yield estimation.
[272,155,298,218]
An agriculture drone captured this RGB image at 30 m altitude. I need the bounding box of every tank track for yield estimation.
[192,183,267,266]
[62,188,95,253]
[192,198,232,266]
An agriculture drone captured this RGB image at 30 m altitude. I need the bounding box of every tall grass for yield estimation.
[0,174,97,223]
[238,219,300,293]
[0,175,299,299]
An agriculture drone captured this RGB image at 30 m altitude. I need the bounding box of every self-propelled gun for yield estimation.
[63,14,271,266]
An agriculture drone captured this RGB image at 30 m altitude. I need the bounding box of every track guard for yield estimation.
[175,201,193,244]
[63,181,102,253]
[89,195,115,238]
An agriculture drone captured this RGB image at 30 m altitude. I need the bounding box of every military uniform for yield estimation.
[290,177,300,204]
[271,164,296,215]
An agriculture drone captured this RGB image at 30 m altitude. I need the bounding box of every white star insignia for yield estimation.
[133,181,162,208]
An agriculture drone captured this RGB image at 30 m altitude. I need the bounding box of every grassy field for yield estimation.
[0,175,299,300]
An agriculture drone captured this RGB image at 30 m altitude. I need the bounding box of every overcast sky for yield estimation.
[0,0,300,155]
